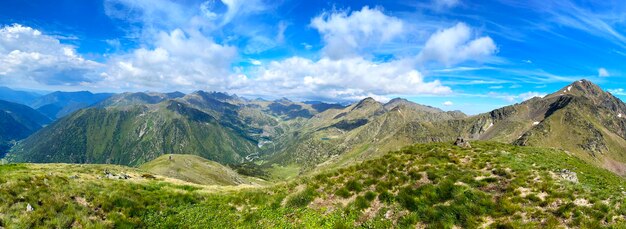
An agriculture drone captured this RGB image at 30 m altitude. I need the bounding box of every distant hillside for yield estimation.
[95,92,182,108]
[9,100,257,166]
[0,100,51,156]
[140,154,264,186]
[254,80,626,178]
[0,86,41,105]
[387,79,626,176]
[31,91,114,119]
[261,97,468,173]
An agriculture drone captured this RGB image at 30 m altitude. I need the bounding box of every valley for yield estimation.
[1,80,626,228]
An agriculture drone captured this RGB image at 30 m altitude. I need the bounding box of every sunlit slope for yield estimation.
[140,154,265,186]
[2,142,624,228]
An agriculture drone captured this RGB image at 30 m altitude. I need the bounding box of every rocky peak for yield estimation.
[547,79,626,114]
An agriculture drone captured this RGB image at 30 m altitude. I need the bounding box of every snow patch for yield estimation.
[567,86,572,92]
[532,121,540,126]
[486,122,493,130]
[619,113,623,118]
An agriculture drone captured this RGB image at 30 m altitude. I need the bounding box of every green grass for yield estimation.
[1,142,625,228]
[267,163,301,180]
[139,154,266,186]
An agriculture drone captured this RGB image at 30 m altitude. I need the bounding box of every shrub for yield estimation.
[345,180,363,192]
[354,196,370,210]
[286,187,316,207]
[335,188,351,198]
[364,191,376,201]
[378,191,393,204]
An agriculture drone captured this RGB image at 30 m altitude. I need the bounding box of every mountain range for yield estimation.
[3,79,626,178]
[2,79,626,228]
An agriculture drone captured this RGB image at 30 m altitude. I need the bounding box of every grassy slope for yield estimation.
[10,103,258,166]
[140,154,266,186]
[2,142,625,228]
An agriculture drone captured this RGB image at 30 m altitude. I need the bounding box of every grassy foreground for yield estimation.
[1,142,625,228]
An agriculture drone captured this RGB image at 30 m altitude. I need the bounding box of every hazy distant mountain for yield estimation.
[0,100,51,156]
[94,91,182,108]
[0,87,41,105]
[31,91,114,119]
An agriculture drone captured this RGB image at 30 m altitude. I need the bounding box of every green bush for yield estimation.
[335,188,351,198]
[378,191,393,203]
[354,196,370,210]
[345,180,363,192]
[286,187,316,207]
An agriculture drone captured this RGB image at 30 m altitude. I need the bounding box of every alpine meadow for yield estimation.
[1,0,626,228]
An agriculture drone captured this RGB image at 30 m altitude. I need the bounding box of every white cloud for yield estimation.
[518,91,546,101]
[249,59,262,66]
[418,23,497,66]
[0,24,102,87]
[311,6,404,59]
[608,88,625,95]
[301,43,313,50]
[598,67,609,77]
[243,57,451,101]
[103,28,238,90]
[276,21,288,43]
[443,101,454,106]
[487,91,546,102]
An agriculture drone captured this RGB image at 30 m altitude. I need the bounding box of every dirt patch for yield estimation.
[602,158,626,176]
[517,187,531,197]
[74,197,90,207]
[358,199,382,223]
[573,198,591,207]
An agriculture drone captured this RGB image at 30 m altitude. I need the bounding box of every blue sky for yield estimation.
[0,0,625,114]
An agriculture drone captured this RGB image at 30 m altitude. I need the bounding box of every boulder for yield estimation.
[454,137,471,148]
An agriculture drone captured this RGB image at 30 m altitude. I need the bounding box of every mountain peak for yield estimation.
[545,79,626,115]
[351,97,382,111]
[274,97,292,104]
[384,98,445,113]
[547,79,605,99]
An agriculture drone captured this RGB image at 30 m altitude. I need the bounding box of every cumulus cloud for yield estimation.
[598,67,609,77]
[103,29,238,90]
[0,24,102,87]
[443,101,454,106]
[418,23,497,66]
[311,6,404,59]
[243,57,451,101]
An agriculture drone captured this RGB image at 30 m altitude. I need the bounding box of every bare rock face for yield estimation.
[454,137,471,148]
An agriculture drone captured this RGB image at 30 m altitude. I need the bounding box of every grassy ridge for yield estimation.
[140,154,266,186]
[1,142,625,228]
[10,103,258,166]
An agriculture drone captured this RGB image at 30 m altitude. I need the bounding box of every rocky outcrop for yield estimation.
[454,137,471,148]
[557,169,578,183]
